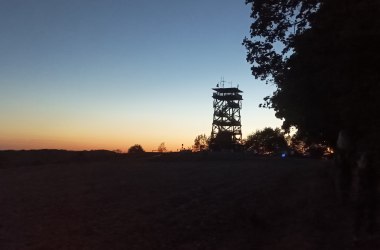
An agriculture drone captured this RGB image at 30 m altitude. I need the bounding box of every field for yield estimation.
[0,151,379,249]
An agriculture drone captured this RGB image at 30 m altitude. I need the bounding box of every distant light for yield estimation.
[281,153,286,158]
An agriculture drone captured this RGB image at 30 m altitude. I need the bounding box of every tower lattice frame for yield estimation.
[210,85,243,149]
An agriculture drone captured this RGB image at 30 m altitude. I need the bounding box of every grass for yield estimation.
[0,152,379,249]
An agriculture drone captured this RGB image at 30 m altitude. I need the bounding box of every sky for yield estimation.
[0,0,282,152]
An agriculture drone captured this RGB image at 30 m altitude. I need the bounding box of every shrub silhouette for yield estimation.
[193,134,209,151]
[157,142,167,153]
[245,127,288,154]
[128,144,145,154]
[210,131,234,151]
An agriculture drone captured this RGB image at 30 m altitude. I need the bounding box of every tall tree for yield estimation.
[243,0,380,146]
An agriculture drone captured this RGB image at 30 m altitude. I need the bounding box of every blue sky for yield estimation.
[0,0,281,151]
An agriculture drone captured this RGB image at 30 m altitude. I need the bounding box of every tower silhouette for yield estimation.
[210,81,243,151]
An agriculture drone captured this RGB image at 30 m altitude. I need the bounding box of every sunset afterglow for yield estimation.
[0,1,282,152]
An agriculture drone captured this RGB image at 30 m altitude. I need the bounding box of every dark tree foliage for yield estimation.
[193,134,209,151]
[245,127,288,154]
[244,0,320,82]
[128,144,145,154]
[243,0,380,146]
[210,131,234,151]
[289,132,329,157]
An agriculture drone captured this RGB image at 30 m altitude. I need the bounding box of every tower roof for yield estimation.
[212,93,243,100]
[212,87,242,93]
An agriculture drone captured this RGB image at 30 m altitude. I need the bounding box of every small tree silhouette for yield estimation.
[193,134,209,151]
[157,142,167,153]
[128,144,145,154]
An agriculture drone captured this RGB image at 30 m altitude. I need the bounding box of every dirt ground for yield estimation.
[1,154,379,249]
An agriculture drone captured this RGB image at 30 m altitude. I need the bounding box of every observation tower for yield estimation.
[210,80,243,150]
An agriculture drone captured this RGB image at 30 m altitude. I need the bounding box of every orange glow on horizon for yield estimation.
[0,134,196,153]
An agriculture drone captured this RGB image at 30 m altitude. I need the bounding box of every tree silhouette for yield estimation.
[288,132,329,157]
[157,142,167,153]
[193,134,209,151]
[210,131,234,151]
[245,127,288,154]
[243,0,380,146]
[128,144,145,154]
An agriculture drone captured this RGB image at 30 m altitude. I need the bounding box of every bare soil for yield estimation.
[0,154,379,249]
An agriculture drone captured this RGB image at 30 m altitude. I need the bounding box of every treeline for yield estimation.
[191,128,329,157]
[127,127,330,158]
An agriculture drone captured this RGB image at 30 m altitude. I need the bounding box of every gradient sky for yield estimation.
[0,0,282,152]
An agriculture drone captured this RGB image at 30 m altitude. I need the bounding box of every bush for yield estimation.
[128,144,145,154]
[245,127,288,155]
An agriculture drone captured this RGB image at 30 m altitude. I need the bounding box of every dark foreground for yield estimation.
[0,153,379,249]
